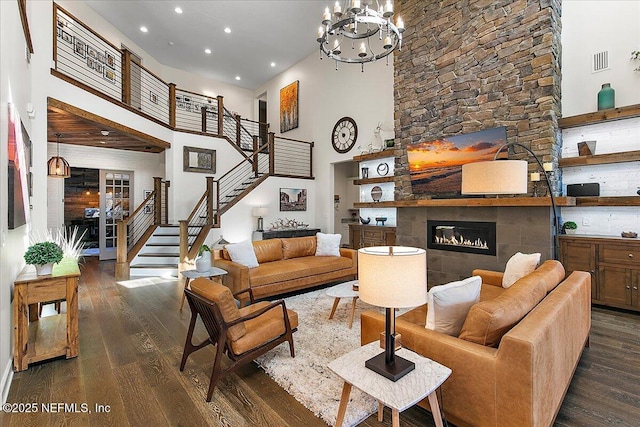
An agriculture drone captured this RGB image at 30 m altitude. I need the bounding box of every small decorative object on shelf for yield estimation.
[562,221,578,235]
[385,139,395,148]
[621,231,638,238]
[597,83,615,110]
[360,216,371,225]
[577,141,596,156]
[371,186,383,202]
[269,218,309,230]
[377,163,389,176]
[361,167,369,179]
[375,217,387,226]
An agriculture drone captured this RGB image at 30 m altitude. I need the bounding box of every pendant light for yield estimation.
[47,133,71,178]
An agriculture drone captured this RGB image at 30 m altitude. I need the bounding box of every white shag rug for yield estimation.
[255,287,383,427]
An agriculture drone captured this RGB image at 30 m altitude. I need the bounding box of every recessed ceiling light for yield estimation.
[204,48,212,54]
[270,62,276,67]
[235,76,241,81]
[168,41,175,46]
[174,7,183,14]
[140,26,148,33]
[224,27,231,34]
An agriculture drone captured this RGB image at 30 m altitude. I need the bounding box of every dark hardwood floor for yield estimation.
[2,258,639,426]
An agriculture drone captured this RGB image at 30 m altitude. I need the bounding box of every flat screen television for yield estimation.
[407,126,507,197]
[84,207,99,218]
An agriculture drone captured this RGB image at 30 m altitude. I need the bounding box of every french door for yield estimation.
[99,170,133,260]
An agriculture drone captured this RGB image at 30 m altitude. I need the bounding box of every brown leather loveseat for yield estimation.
[361,260,591,427]
[215,236,357,300]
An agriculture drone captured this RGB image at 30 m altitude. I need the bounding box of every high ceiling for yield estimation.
[84,0,328,90]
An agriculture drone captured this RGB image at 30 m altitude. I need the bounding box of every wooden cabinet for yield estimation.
[349,224,396,249]
[560,235,640,311]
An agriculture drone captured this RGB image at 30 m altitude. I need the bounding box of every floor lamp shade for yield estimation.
[358,246,427,381]
[461,160,527,195]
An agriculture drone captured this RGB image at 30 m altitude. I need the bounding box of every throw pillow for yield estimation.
[426,276,481,336]
[502,252,541,288]
[315,232,341,256]
[225,240,259,268]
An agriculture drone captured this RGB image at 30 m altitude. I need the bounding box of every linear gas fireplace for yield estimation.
[427,220,496,256]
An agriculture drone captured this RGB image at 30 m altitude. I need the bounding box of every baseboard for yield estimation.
[1,359,13,404]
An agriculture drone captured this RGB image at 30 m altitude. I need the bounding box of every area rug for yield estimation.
[255,287,383,427]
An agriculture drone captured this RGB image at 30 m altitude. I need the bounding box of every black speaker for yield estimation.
[567,183,600,197]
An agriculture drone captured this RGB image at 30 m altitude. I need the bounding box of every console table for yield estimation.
[254,228,321,240]
[13,266,80,371]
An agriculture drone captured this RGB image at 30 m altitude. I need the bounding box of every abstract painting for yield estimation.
[280,80,299,133]
[407,126,507,197]
[8,105,30,229]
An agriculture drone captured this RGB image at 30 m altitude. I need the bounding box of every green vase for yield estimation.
[597,83,615,110]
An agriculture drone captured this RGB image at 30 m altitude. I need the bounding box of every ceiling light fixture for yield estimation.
[47,133,71,178]
[174,7,183,14]
[204,48,212,54]
[100,130,109,136]
[317,0,404,72]
[224,27,231,34]
[140,26,148,33]
[235,76,241,80]
[270,62,276,67]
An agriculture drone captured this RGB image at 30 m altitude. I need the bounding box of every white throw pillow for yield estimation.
[225,240,259,268]
[315,232,341,256]
[502,252,541,288]
[426,276,481,336]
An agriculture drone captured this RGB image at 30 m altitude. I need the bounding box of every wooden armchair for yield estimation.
[180,278,298,401]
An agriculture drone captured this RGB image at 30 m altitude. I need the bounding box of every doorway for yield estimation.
[99,170,133,260]
[64,167,100,255]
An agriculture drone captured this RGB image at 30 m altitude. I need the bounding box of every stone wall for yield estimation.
[392,0,562,281]
[394,0,562,199]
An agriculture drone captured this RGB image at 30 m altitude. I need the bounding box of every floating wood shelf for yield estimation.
[354,196,576,208]
[353,176,395,185]
[574,196,640,207]
[558,103,640,129]
[558,150,640,167]
[353,150,399,162]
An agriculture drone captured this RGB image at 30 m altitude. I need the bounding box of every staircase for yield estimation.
[129,225,183,277]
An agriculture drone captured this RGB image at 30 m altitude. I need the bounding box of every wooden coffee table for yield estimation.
[326,280,359,328]
[329,341,452,427]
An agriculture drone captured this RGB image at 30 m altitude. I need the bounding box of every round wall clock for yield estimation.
[331,117,358,153]
[377,163,389,176]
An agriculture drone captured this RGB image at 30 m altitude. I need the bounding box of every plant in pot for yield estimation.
[24,241,64,276]
[562,221,578,235]
[195,244,212,272]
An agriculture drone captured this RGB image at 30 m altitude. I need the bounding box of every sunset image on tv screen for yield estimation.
[407,126,507,196]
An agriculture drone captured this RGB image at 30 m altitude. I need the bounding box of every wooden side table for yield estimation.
[328,342,451,427]
[13,266,80,372]
[179,267,228,310]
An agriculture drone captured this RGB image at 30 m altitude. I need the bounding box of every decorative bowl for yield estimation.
[621,231,638,238]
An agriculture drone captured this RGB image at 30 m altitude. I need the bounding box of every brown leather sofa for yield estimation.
[214,236,357,300]
[361,260,591,427]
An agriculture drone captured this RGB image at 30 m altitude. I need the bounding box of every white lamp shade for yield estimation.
[252,207,269,217]
[358,246,427,308]
[461,160,527,195]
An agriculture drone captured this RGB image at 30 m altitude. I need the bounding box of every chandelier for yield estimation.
[317,0,404,71]
[47,133,71,178]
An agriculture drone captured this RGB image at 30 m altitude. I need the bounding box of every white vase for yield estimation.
[565,229,576,235]
[195,253,211,272]
[35,263,54,276]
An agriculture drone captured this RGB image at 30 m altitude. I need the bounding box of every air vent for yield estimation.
[592,51,609,73]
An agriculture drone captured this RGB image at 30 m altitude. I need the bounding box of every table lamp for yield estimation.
[252,207,269,232]
[358,246,427,381]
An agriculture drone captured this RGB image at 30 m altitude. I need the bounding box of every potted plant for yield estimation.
[195,244,212,272]
[562,221,578,235]
[24,241,64,276]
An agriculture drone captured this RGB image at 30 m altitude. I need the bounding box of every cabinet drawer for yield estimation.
[599,245,640,264]
[363,229,383,240]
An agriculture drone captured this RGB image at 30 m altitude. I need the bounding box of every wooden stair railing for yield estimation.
[179,177,216,266]
[116,177,170,280]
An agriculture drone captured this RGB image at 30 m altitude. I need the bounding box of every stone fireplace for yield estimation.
[427,220,496,256]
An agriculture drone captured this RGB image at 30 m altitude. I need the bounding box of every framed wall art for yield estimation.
[279,80,299,133]
[407,126,507,197]
[280,188,307,211]
[183,146,216,174]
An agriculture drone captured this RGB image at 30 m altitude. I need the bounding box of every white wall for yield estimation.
[0,0,35,404]
[254,51,395,233]
[562,1,640,116]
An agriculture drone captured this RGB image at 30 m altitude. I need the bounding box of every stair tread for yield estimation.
[146,243,179,247]
[130,264,178,268]
[138,253,180,257]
